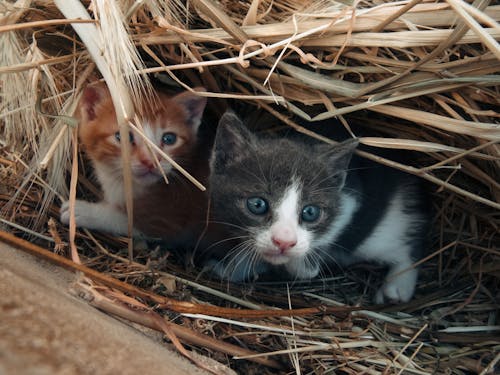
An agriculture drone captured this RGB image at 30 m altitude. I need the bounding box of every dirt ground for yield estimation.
[0,240,213,375]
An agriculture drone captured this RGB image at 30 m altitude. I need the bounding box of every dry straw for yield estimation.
[0,0,499,374]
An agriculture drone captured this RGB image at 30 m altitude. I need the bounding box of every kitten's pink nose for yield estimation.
[272,236,297,253]
[140,158,154,171]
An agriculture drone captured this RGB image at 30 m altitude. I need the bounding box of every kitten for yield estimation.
[132,130,211,247]
[203,111,428,303]
[60,82,207,235]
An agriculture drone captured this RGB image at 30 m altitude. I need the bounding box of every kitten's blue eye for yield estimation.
[246,197,268,215]
[115,131,134,144]
[162,132,177,145]
[301,205,321,222]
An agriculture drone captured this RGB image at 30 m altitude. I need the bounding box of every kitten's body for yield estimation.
[203,112,428,303]
[60,83,207,236]
[132,135,210,247]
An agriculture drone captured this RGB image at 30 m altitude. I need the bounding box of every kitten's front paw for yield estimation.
[60,201,70,225]
[206,258,249,282]
[205,258,267,282]
[374,268,418,304]
[59,200,95,228]
[205,258,229,280]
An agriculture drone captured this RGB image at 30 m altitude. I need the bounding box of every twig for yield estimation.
[0,230,364,318]
[74,276,280,370]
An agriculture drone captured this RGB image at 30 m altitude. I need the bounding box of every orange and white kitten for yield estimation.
[60,82,207,235]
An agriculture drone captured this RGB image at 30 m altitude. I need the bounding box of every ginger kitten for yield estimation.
[60,82,207,235]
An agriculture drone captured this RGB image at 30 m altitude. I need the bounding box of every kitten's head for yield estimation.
[208,111,358,280]
[77,82,207,186]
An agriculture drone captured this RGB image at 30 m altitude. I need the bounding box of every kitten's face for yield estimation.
[78,83,206,187]
[208,112,357,279]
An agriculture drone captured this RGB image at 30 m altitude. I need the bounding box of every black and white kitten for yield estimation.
[204,111,428,303]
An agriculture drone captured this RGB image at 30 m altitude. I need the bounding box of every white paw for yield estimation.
[206,258,249,282]
[59,200,131,235]
[59,200,96,228]
[374,267,418,304]
[205,258,267,282]
[60,200,70,225]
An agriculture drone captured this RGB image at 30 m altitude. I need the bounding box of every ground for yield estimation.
[0,241,212,375]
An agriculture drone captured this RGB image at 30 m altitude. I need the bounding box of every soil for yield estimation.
[0,241,212,375]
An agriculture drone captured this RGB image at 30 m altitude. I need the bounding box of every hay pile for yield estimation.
[1,0,499,373]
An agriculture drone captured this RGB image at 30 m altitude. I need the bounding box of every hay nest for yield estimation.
[1,1,499,373]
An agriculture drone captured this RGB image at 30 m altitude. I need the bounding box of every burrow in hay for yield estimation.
[1,1,499,374]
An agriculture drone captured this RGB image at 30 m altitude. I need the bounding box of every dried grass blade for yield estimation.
[0,230,363,319]
[152,313,222,374]
[479,352,500,375]
[0,218,56,243]
[354,0,491,96]
[0,18,95,33]
[359,137,498,160]
[370,104,500,140]
[456,1,500,28]
[75,280,244,373]
[128,120,205,191]
[371,0,423,32]
[68,127,81,264]
[53,0,135,257]
[353,148,500,209]
[314,78,497,120]
[302,28,500,48]
[446,0,500,60]
[242,0,261,26]
[192,0,248,43]
[141,4,500,45]
[0,54,77,74]
[277,61,363,97]
[234,340,387,360]
[421,140,499,172]
[69,278,282,370]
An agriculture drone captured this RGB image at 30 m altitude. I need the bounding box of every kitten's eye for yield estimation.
[301,205,321,222]
[115,131,134,144]
[246,197,268,215]
[162,132,177,145]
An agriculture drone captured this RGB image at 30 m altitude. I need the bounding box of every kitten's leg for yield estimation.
[60,200,133,235]
[374,256,418,304]
[206,258,268,282]
[285,257,320,279]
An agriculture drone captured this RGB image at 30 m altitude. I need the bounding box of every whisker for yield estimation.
[314,246,346,272]
[201,235,251,253]
[222,241,256,281]
[255,154,269,187]
[207,220,252,232]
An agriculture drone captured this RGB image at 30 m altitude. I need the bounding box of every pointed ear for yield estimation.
[170,87,207,131]
[211,111,254,171]
[320,138,359,190]
[78,82,111,122]
[328,138,358,168]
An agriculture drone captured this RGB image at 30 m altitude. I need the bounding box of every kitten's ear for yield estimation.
[322,138,359,189]
[170,88,207,131]
[329,138,359,167]
[211,111,253,171]
[78,82,111,122]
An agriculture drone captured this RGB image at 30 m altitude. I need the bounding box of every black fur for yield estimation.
[201,111,429,303]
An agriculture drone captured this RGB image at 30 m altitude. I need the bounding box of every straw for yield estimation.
[1,1,499,373]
